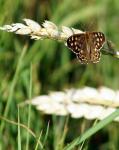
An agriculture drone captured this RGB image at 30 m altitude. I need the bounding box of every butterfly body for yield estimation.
[67,31,105,64]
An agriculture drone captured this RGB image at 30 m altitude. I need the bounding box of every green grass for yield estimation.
[0,0,119,149]
[18,106,21,150]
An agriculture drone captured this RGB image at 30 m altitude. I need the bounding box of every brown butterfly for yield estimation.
[67,32,105,64]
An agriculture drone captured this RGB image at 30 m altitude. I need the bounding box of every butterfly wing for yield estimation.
[67,33,89,63]
[67,33,86,54]
[91,32,105,50]
[90,49,101,63]
[89,32,105,63]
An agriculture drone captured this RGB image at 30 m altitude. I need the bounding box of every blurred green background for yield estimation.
[0,0,119,149]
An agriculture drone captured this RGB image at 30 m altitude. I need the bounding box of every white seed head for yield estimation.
[24,18,41,32]
[42,20,58,30]
[20,86,119,122]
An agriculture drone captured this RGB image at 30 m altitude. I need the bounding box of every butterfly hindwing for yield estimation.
[76,51,88,64]
[90,49,101,63]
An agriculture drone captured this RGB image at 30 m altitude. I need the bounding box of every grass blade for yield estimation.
[64,108,119,150]
[18,106,21,150]
[26,64,32,150]
[0,44,28,134]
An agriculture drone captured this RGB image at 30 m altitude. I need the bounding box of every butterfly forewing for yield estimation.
[66,31,105,64]
[91,32,105,50]
[67,33,86,54]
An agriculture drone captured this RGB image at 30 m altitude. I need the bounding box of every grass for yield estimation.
[26,64,32,150]
[64,109,119,150]
[0,0,119,149]
[18,106,21,150]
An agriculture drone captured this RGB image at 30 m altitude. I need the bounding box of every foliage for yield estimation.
[0,0,119,149]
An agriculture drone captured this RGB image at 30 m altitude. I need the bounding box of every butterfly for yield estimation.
[67,31,105,64]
